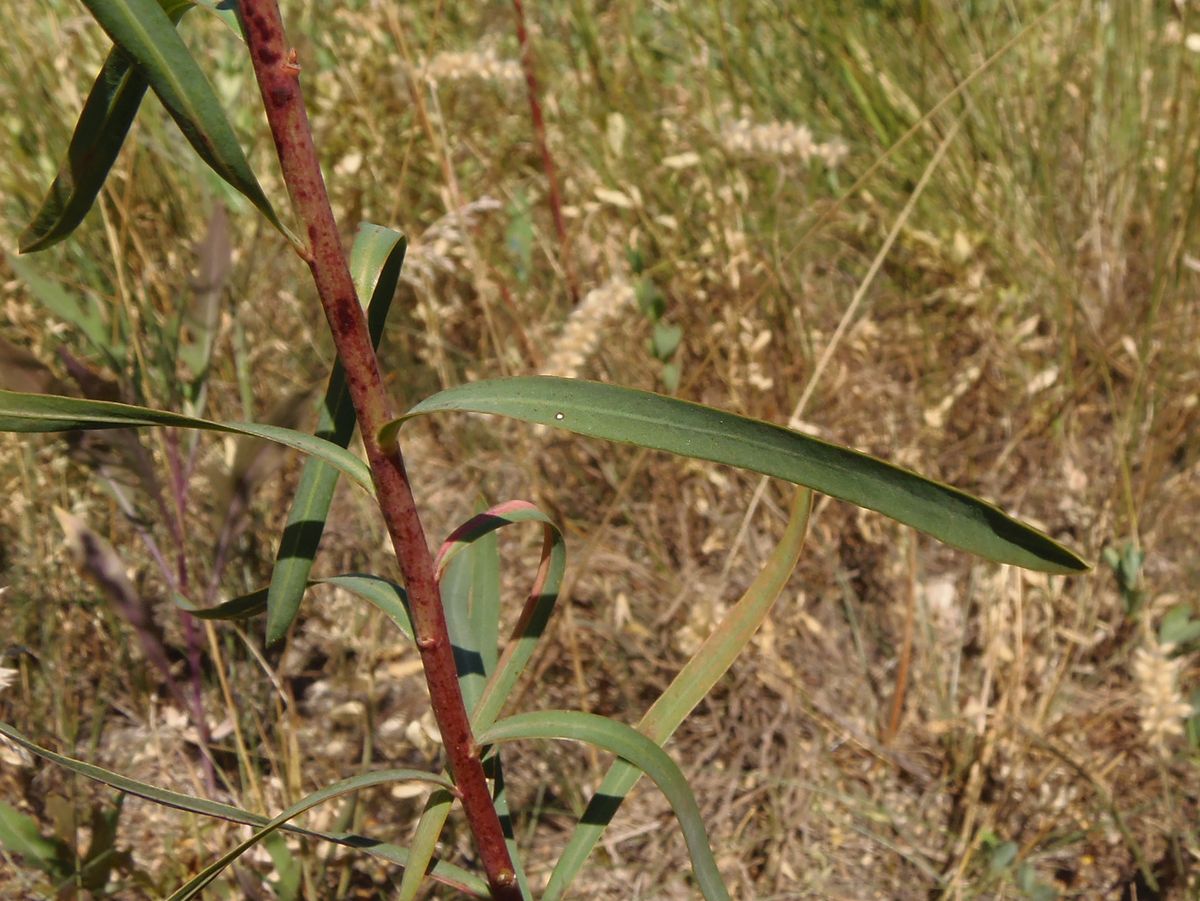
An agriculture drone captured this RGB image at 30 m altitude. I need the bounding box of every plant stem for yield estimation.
[511,0,579,305]
[237,3,518,896]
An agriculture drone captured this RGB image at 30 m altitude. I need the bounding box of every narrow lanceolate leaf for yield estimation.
[480,711,731,901]
[389,377,1088,574]
[79,0,293,242]
[18,1,191,252]
[265,225,405,644]
[545,488,812,900]
[168,768,454,900]
[398,501,564,900]
[0,722,487,897]
[0,389,372,492]
[179,574,414,642]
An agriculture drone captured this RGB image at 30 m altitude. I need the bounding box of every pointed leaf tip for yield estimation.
[389,377,1089,574]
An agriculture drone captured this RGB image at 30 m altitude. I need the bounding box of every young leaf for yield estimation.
[0,721,488,897]
[545,488,811,899]
[0,389,372,492]
[265,225,406,643]
[18,0,191,252]
[78,0,294,243]
[388,377,1088,574]
[480,711,730,901]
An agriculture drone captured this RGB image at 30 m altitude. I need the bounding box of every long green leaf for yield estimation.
[79,0,293,242]
[399,501,564,900]
[265,225,406,643]
[440,527,497,715]
[18,1,191,252]
[168,768,453,900]
[0,389,372,492]
[180,574,413,641]
[546,488,812,899]
[388,377,1088,573]
[0,721,487,897]
[480,711,730,901]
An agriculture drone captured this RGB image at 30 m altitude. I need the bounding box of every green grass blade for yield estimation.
[168,768,453,900]
[389,377,1087,573]
[545,488,812,899]
[0,389,372,492]
[18,1,190,252]
[0,721,487,896]
[480,711,731,901]
[265,226,406,643]
[79,0,294,242]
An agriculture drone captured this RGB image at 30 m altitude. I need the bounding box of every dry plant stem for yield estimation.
[237,3,518,896]
[511,0,578,305]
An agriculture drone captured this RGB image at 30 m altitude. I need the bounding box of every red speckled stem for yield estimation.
[237,2,518,896]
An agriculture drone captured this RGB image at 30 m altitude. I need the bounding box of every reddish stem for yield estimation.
[237,3,518,896]
[511,0,579,305]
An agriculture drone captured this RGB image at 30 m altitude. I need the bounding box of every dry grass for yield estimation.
[2,1,1199,898]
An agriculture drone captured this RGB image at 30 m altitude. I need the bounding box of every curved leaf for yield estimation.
[479,711,730,901]
[0,721,487,896]
[79,0,293,242]
[0,389,372,492]
[265,226,406,644]
[546,488,812,899]
[399,501,564,900]
[169,768,453,900]
[19,0,192,252]
[180,574,413,641]
[388,377,1087,573]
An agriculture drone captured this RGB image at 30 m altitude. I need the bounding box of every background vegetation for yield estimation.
[1,0,1197,896]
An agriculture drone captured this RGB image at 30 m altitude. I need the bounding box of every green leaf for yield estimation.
[437,502,567,731]
[265,225,405,644]
[79,0,294,242]
[167,768,453,900]
[261,833,300,901]
[5,253,122,363]
[440,524,498,714]
[181,574,414,642]
[388,377,1087,574]
[0,801,74,876]
[1159,604,1200,647]
[18,1,191,252]
[480,711,730,901]
[651,321,683,360]
[399,501,564,900]
[0,389,372,493]
[0,721,487,897]
[191,0,242,36]
[545,488,811,899]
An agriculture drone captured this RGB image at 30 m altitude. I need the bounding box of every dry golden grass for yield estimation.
[1,1,1199,898]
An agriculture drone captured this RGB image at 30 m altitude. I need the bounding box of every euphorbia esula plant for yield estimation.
[0,1,1087,898]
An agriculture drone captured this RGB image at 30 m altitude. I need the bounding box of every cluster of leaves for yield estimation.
[0,0,1087,897]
